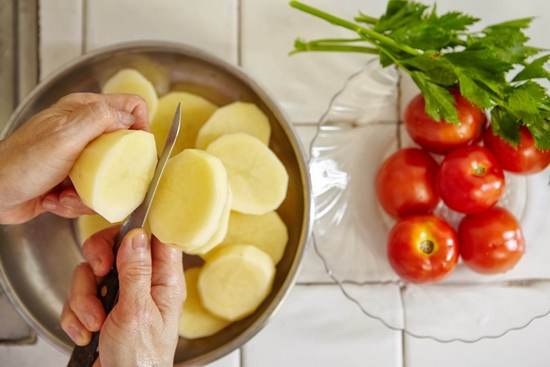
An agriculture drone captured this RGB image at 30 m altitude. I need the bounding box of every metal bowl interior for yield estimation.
[0,42,311,365]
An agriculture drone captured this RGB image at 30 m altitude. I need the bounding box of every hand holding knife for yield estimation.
[67,103,182,367]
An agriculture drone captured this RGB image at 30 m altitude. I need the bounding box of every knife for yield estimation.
[67,103,182,367]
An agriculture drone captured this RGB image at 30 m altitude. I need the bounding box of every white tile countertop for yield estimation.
[3,0,550,366]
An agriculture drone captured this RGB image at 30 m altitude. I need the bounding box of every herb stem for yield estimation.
[291,42,379,55]
[355,12,378,25]
[289,1,420,56]
[307,38,366,44]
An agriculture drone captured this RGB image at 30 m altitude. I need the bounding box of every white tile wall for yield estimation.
[205,351,240,367]
[39,0,83,79]
[85,0,238,63]
[241,0,382,123]
[0,337,67,367]
[405,313,550,367]
[11,0,550,366]
[242,285,402,367]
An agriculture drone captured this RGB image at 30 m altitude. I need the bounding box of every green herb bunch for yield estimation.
[291,0,550,149]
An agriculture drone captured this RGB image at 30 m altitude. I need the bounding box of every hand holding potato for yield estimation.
[61,227,185,367]
[0,93,148,224]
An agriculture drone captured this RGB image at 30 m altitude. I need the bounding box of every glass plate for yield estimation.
[309,59,550,342]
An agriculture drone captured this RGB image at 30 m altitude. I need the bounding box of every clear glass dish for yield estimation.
[309,59,550,342]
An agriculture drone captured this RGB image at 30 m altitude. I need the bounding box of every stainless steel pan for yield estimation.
[0,41,312,365]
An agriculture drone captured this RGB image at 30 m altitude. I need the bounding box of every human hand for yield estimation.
[61,227,185,367]
[0,93,148,224]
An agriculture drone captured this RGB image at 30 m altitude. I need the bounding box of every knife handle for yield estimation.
[67,234,124,367]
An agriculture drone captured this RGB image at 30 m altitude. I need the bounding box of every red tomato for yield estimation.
[438,146,505,214]
[387,215,459,283]
[404,90,486,154]
[484,125,550,174]
[459,207,525,274]
[376,148,440,219]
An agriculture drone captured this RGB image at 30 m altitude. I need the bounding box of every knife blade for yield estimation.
[67,103,182,367]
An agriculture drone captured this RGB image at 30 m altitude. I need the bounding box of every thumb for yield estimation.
[116,229,152,307]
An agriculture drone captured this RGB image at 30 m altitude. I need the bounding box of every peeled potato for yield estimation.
[70,130,157,223]
[198,244,275,321]
[206,133,288,215]
[187,189,232,255]
[151,92,217,156]
[178,268,230,339]
[195,102,271,149]
[149,149,229,251]
[222,211,288,264]
[102,69,158,120]
[77,214,116,244]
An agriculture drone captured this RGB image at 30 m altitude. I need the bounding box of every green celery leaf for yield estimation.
[467,19,537,64]
[387,10,478,51]
[526,118,550,149]
[507,81,547,119]
[390,24,451,50]
[455,69,493,108]
[411,71,460,123]
[485,17,534,31]
[513,54,550,81]
[490,107,521,145]
[445,49,513,74]
[375,0,427,32]
[444,50,510,96]
[437,11,479,31]
[402,54,457,86]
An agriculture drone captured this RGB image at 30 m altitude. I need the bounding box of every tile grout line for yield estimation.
[236,0,242,66]
[81,0,87,54]
[239,344,245,367]
[401,330,407,367]
[12,0,19,106]
[36,0,41,81]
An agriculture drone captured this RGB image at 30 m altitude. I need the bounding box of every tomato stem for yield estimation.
[472,165,487,176]
[419,240,435,255]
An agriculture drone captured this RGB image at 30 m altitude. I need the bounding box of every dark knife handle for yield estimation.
[67,231,125,367]
[67,266,119,367]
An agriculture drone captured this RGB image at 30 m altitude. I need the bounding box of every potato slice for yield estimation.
[206,133,288,215]
[187,189,232,255]
[151,92,217,156]
[222,211,288,264]
[70,130,157,223]
[195,102,271,149]
[77,214,117,244]
[178,268,230,339]
[102,69,158,120]
[149,149,228,251]
[198,244,275,321]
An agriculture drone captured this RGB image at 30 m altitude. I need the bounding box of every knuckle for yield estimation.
[120,262,151,282]
[115,298,149,324]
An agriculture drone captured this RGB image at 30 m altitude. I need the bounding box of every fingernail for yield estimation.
[42,198,57,210]
[132,231,148,250]
[118,111,135,126]
[78,330,91,346]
